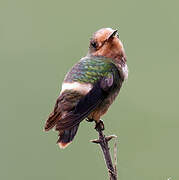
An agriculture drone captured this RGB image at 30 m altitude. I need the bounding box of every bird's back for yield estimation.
[64,56,119,85]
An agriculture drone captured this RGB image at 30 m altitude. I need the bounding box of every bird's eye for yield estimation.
[91,41,98,49]
[117,33,119,38]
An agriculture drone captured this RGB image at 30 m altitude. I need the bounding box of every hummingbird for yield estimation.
[44,28,128,149]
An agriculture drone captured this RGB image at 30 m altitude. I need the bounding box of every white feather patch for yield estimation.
[122,64,128,80]
[60,82,93,94]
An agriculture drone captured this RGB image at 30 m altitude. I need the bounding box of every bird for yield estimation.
[44,28,128,149]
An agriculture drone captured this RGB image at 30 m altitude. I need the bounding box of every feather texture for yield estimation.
[44,55,124,148]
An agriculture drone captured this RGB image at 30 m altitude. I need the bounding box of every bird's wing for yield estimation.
[44,90,83,131]
[55,74,115,131]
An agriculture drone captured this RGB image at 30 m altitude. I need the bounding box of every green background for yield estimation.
[0,0,178,179]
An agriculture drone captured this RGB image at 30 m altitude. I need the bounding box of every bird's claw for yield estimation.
[86,118,94,122]
[95,120,105,131]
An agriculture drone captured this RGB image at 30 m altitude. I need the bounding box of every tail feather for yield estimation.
[44,111,61,131]
[58,142,72,149]
[44,91,83,148]
[57,123,80,149]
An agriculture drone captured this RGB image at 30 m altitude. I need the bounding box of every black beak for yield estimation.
[107,29,118,41]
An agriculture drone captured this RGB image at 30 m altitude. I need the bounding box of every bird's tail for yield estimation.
[57,123,80,149]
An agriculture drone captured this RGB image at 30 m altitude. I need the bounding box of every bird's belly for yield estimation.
[99,89,120,114]
[89,88,120,121]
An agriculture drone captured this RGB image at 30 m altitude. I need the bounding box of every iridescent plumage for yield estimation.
[44,28,128,148]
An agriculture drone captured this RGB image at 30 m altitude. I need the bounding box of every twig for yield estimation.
[114,138,117,178]
[91,130,118,180]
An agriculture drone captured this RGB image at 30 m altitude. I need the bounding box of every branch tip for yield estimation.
[90,139,101,144]
[105,135,117,142]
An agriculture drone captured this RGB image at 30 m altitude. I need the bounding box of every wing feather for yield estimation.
[55,75,114,131]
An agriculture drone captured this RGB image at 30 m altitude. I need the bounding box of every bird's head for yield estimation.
[88,28,126,64]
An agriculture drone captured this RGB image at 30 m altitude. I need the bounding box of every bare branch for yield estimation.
[114,138,118,177]
[91,129,118,180]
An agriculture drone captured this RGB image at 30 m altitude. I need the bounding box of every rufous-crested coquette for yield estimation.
[44,28,128,149]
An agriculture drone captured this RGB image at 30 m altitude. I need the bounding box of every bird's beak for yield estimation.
[107,29,118,41]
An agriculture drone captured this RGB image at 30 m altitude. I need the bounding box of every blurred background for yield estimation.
[0,0,179,179]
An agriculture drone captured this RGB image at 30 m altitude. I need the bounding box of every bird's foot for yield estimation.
[86,118,94,122]
[95,120,105,131]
